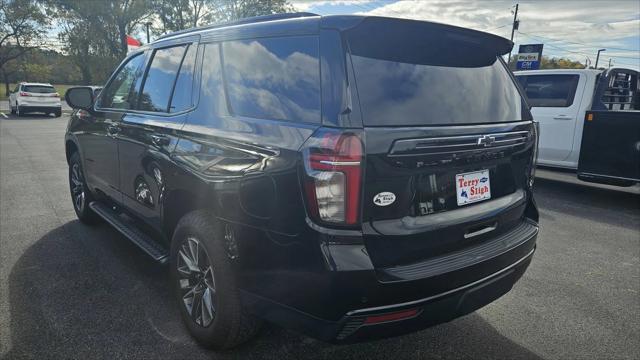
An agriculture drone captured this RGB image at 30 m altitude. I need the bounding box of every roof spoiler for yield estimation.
[326,16,513,56]
[342,16,513,68]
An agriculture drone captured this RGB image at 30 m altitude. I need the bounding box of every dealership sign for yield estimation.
[516,44,544,70]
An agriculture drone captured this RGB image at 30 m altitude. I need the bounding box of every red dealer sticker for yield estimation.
[455,170,491,206]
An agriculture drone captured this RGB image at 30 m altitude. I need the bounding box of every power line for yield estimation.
[481,23,511,32]
[516,31,639,52]
[518,31,640,60]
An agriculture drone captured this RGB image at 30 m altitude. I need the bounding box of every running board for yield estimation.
[89,201,169,264]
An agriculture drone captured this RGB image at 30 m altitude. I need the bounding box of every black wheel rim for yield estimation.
[177,236,216,327]
[70,163,85,212]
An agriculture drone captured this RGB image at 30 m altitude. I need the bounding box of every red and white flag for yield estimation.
[126,35,142,53]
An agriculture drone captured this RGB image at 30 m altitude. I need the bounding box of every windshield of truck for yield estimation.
[346,19,526,126]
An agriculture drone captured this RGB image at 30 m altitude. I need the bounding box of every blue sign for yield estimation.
[516,44,544,70]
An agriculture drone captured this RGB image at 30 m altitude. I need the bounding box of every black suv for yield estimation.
[64,13,539,349]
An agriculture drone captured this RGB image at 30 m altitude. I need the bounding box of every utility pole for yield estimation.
[608,58,612,69]
[595,49,606,69]
[145,22,152,44]
[507,3,519,66]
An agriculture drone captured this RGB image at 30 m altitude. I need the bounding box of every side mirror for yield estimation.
[65,87,95,111]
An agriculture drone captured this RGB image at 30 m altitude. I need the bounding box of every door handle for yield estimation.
[107,125,121,136]
[150,134,170,146]
[553,116,573,120]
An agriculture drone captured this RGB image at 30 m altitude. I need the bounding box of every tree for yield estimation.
[0,0,48,95]
[210,0,295,23]
[49,0,152,59]
[152,0,217,33]
[152,0,295,35]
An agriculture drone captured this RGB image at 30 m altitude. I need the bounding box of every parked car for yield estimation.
[9,82,62,117]
[64,13,539,349]
[515,68,639,186]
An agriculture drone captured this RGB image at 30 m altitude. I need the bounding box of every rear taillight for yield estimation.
[529,122,539,188]
[19,92,31,97]
[302,129,363,226]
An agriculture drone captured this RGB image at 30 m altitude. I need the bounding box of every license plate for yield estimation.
[456,170,491,206]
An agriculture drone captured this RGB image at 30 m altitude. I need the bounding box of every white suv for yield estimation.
[9,83,62,117]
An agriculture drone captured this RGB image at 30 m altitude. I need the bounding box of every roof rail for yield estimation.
[155,12,319,41]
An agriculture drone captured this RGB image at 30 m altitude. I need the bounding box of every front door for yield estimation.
[87,51,149,203]
[517,73,585,165]
[78,110,124,202]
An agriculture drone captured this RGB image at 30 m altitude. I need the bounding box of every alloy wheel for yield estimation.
[70,163,85,211]
[177,236,217,327]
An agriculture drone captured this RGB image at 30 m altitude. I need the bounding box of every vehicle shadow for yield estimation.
[5,220,542,360]
[533,177,640,230]
[1,113,61,120]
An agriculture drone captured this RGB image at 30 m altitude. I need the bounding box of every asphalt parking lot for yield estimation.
[1,114,638,360]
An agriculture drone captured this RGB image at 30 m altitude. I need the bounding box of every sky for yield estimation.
[291,0,640,70]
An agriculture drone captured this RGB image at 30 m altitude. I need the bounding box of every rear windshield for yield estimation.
[516,74,579,107]
[347,22,525,126]
[22,86,55,93]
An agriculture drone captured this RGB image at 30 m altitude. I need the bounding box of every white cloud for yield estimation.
[300,0,639,68]
[292,0,373,11]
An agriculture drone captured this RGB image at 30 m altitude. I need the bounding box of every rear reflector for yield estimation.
[363,308,420,325]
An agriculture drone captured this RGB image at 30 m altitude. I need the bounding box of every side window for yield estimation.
[13,85,19,93]
[99,53,146,110]
[191,43,226,124]
[169,44,197,113]
[138,45,187,112]
[517,75,579,107]
[221,36,320,123]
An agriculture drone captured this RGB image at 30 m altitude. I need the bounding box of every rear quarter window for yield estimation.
[516,74,579,107]
[221,36,321,124]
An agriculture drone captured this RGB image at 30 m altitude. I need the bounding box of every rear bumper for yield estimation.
[334,247,534,342]
[18,104,61,113]
[240,218,537,342]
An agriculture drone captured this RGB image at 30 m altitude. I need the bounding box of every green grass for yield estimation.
[1,84,76,100]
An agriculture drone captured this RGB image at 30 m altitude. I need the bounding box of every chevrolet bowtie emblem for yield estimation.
[477,135,496,147]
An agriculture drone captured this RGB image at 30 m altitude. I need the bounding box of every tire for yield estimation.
[54,109,62,117]
[171,211,261,349]
[16,105,23,117]
[10,103,15,115]
[68,152,100,224]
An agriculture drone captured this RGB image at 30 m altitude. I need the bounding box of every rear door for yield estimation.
[345,19,536,268]
[516,73,585,166]
[117,41,198,231]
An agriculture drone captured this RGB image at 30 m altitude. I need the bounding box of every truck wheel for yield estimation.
[170,211,261,349]
[68,152,100,224]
